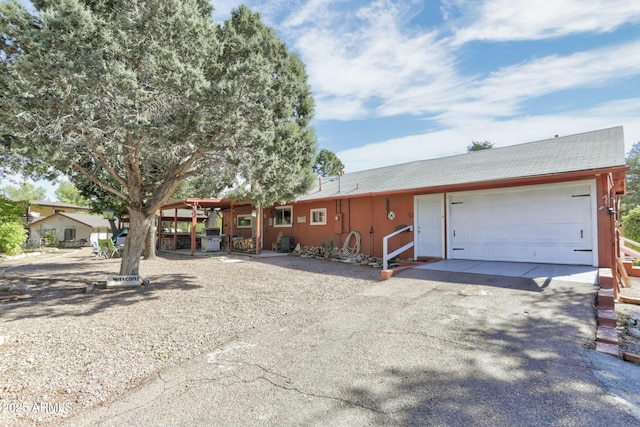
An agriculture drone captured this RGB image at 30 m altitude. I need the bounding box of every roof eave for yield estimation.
[295,166,627,203]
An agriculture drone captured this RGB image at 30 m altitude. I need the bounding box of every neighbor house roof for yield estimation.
[28,200,91,210]
[28,212,111,229]
[298,126,627,202]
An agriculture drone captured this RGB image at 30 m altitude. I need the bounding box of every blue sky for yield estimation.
[14,0,640,198]
[211,0,640,173]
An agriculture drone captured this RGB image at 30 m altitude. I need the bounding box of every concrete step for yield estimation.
[597,268,614,289]
[597,309,617,328]
[597,288,615,310]
[596,326,618,345]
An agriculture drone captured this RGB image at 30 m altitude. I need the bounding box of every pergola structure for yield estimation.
[158,198,260,256]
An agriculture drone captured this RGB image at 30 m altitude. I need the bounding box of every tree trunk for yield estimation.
[144,216,157,260]
[120,208,154,275]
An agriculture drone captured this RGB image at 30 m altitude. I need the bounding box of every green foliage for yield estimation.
[0,195,27,220]
[622,206,640,246]
[0,0,317,274]
[0,182,47,201]
[320,238,335,258]
[0,220,27,255]
[41,230,58,247]
[621,141,640,215]
[314,149,344,177]
[55,182,88,206]
[467,141,494,152]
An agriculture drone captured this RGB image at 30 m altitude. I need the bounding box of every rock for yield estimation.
[629,327,640,339]
[8,285,24,295]
[85,283,95,293]
[356,255,363,263]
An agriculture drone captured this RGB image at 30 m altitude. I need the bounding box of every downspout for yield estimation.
[370,196,374,255]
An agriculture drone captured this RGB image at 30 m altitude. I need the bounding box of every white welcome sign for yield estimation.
[106,275,142,288]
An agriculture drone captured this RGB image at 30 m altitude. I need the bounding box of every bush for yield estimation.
[622,207,640,244]
[42,231,58,247]
[0,221,28,256]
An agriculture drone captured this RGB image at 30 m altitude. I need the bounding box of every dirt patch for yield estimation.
[617,277,640,359]
[0,248,378,426]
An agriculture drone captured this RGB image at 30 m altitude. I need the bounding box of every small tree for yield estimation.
[313,149,344,177]
[55,182,88,206]
[0,221,27,255]
[622,206,640,244]
[0,195,27,220]
[0,195,28,255]
[467,141,494,152]
[0,182,47,201]
[621,141,640,215]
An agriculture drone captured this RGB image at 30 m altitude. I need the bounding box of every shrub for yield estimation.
[0,221,28,256]
[42,231,58,247]
[622,207,640,244]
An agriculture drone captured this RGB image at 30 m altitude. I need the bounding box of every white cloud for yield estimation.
[337,98,640,173]
[446,0,640,44]
[283,0,459,120]
[282,0,337,28]
[278,0,640,128]
[436,39,640,126]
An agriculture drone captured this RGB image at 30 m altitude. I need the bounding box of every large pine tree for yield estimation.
[0,0,316,275]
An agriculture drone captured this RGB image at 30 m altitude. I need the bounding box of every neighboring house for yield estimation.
[26,200,91,223]
[27,213,112,247]
[160,127,627,276]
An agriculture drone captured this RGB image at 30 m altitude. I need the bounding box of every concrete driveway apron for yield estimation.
[66,267,640,426]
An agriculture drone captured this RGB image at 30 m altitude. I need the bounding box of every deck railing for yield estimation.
[382,225,414,270]
[620,235,640,259]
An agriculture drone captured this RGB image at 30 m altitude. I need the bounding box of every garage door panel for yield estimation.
[449,182,595,265]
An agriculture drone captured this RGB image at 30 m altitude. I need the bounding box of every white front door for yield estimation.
[414,194,444,258]
[448,181,596,265]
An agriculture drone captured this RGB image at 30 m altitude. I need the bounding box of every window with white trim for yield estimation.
[310,208,327,225]
[274,206,293,227]
[236,215,252,228]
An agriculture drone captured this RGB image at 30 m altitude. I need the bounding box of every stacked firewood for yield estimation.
[233,238,255,252]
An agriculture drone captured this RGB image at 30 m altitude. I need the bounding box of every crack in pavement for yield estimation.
[250,375,400,416]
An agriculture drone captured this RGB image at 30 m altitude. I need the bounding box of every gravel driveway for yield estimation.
[0,249,379,426]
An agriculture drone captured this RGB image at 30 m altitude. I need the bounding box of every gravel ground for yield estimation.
[618,278,640,357]
[0,248,379,426]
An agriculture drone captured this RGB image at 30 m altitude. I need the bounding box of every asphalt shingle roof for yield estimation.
[29,213,111,229]
[298,126,626,201]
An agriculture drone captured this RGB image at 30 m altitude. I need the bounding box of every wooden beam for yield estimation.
[617,257,631,289]
[619,295,640,305]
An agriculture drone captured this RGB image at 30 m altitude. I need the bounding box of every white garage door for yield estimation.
[448,181,596,265]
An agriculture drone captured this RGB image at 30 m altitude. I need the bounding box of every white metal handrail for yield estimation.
[382,225,414,270]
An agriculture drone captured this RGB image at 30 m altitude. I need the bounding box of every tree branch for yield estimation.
[70,109,129,189]
[71,161,129,202]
